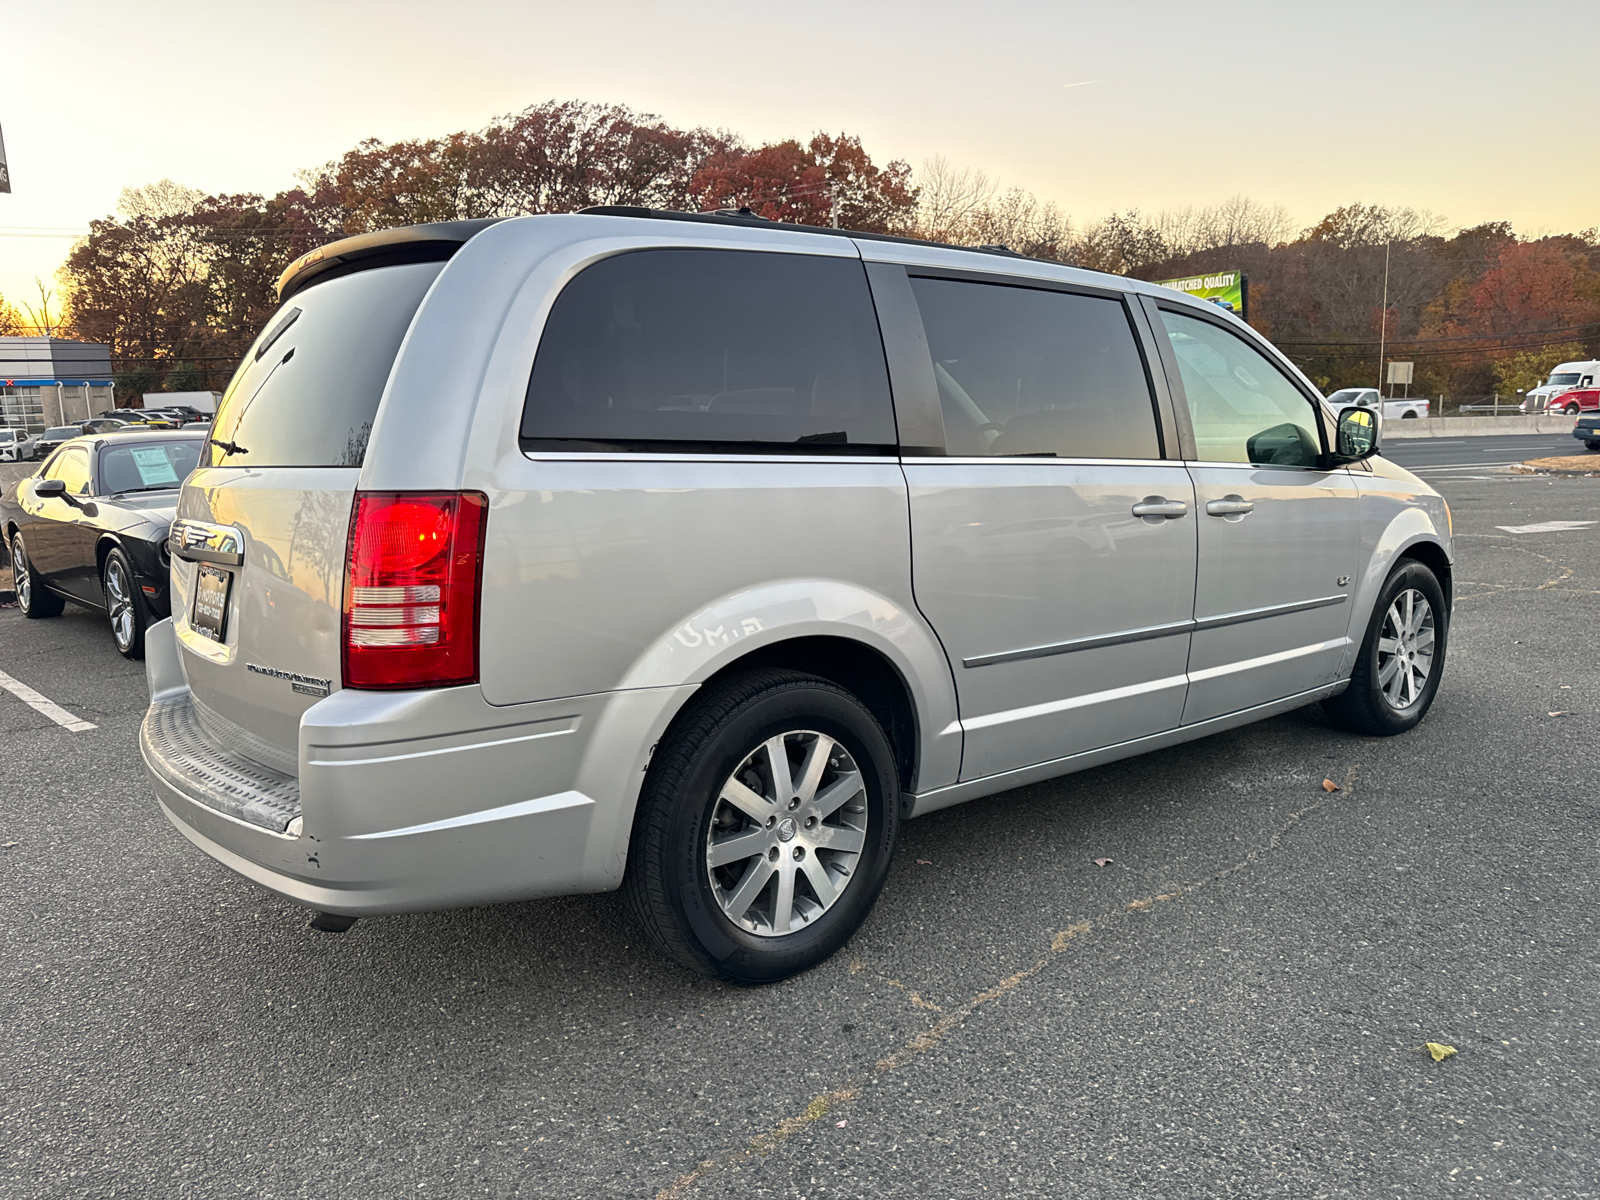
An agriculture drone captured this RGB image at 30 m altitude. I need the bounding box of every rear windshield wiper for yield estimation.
[209,438,248,457]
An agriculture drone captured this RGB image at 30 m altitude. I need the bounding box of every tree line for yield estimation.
[7,98,1597,403]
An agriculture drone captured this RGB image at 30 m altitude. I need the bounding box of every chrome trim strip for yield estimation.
[347,789,594,840]
[1193,593,1347,632]
[169,519,245,567]
[905,680,1349,818]
[964,594,1344,669]
[963,619,1195,668]
[1185,636,1349,684]
[959,672,1189,733]
[518,452,902,465]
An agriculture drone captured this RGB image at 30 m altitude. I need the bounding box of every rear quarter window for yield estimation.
[207,261,443,468]
[522,249,897,453]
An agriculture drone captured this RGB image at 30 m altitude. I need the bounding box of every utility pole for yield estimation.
[830,186,839,229]
[1376,240,1391,397]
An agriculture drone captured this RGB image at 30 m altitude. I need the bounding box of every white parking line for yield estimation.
[0,669,97,732]
[1496,521,1597,534]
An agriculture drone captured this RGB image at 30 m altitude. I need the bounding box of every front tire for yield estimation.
[1323,560,1448,736]
[102,547,147,659]
[1564,403,1581,415]
[625,669,900,984]
[11,532,65,619]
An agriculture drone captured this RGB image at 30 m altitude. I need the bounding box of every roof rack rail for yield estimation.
[572,205,1107,273]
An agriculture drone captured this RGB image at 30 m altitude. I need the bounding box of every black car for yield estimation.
[30,426,84,460]
[3,430,208,658]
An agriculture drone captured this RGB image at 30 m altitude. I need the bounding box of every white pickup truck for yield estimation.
[1326,388,1429,420]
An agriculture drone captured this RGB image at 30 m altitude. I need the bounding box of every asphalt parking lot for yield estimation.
[3,455,1597,1199]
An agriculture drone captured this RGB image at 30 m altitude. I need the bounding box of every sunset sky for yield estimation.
[2,0,1593,319]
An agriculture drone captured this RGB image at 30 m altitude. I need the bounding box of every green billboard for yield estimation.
[1156,269,1247,320]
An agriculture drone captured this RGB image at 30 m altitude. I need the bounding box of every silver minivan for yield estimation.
[141,211,1451,982]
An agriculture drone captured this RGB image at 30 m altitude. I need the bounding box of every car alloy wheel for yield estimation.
[13,534,32,611]
[705,730,868,937]
[1376,587,1435,711]
[625,668,899,983]
[105,555,136,651]
[101,548,147,659]
[11,532,63,619]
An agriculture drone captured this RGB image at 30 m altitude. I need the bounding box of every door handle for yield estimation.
[1131,497,1189,521]
[1205,496,1255,518]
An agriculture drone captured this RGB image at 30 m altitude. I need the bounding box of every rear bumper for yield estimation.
[140,618,693,916]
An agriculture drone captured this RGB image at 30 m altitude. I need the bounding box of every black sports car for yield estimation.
[3,430,208,658]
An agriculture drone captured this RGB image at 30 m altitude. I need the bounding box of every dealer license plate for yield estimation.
[191,564,232,642]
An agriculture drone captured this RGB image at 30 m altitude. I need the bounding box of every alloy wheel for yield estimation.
[1376,587,1435,710]
[12,536,31,610]
[704,730,868,937]
[105,557,135,650]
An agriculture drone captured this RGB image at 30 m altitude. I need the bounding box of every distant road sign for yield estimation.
[1387,361,1414,385]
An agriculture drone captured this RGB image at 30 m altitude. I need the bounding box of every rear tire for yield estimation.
[1585,440,1600,452]
[1323,560,1447,736]
[1401,410,1418,419]
[11,532,65,619]
[102,547,147,660]
[625,669,900,984]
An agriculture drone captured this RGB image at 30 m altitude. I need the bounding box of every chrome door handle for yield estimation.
[170,519,245,567]
[1205,496,1255,517]
[1131,497,1189,521]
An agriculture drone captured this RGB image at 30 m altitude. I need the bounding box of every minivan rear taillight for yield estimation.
[342,491,487,690]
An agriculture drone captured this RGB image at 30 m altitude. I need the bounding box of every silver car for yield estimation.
[141,212,1451,982]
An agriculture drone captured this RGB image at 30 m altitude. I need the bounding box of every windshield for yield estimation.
[99,440,204,493]
[45,427,78,439]
[1546,373,1581,388]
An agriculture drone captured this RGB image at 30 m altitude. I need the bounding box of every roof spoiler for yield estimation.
[276,218,507,302]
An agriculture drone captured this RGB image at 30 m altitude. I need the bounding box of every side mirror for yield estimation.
[34,478,67,497]
[1333,405,1380,462]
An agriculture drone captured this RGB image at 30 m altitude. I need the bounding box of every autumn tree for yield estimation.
[688,133,917,233]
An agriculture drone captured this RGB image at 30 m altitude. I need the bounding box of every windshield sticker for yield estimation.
[130,446,180,486]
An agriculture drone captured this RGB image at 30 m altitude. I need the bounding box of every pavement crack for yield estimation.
[655,759,1365,1199]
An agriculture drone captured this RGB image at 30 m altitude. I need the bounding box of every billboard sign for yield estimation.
[0,121,9,193]
[1157,269,1246,320]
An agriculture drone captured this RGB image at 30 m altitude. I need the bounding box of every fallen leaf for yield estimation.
[1126,897,1153,912]
[1322,778,1340,792]
[1548,711,1571,717]
[835,1119,847,1128]
[915,859,933,865]
[1093,858,1113,867]
[1425,1042,1457,1063]
[1,841,16,849]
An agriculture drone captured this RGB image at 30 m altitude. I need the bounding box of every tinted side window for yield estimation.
[523,250,896,452]
[208,261,443,468]
[908,278,1160,459]
[1160,310,1322,467]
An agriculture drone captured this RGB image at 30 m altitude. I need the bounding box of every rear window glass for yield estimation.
[522,249,896,453]
[909,278,1160,459]
[208,262,443,467]
[100,440,203,493]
